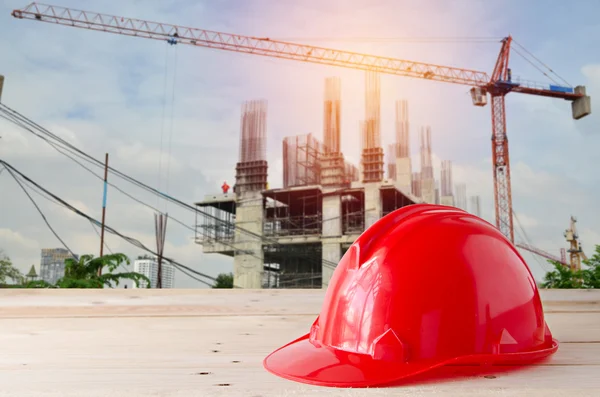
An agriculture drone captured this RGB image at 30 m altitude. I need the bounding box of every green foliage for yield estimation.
[23,279,55,288]
[542,244,600,289]
[57,253,151,289]
[0,250,24,285]
[0,250,150,289]
[212,272,234,288]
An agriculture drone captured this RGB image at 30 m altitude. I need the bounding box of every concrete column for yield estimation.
[394,157,412,195]
[322,242,341,287]
[421,178,436,204]
[322,194,341,237]
[364,183,381,228]
[233,191,264,289]
[321,194,342,288]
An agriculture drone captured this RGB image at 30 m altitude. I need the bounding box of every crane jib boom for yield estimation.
[11,2,592,244]
[11,2,587,102]
[11,3,490,86]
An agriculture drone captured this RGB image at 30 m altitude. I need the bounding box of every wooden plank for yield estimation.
[0,290,598,396]
[0,289,598,318]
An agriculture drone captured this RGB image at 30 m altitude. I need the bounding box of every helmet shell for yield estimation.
[264,204,557,387]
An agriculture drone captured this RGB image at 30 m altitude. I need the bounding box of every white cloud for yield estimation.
[0,0,598,288]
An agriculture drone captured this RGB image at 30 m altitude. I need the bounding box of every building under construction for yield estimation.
[195,72,478,289]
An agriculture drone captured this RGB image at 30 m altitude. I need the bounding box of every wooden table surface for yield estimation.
[0,289,598,396]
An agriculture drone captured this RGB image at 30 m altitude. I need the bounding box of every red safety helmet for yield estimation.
[264,204,558,387]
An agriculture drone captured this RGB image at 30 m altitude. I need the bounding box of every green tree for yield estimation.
[541,261,584,288]
[212,272,234,288]
[542,244,600,289]
[580,245,600,289]
[0,250,24,286]
[56,253,150,289]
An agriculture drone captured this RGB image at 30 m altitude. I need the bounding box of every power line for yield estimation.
[0,108,291,266]
[0,104,341,276]
[4,165,78,260]
[1,159,235,288]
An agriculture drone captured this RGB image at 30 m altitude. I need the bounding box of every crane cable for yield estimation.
[156,42,169,208]
[165,44,178,208]
[511,40,572,87]
[157,42,178,212]
[513,210,553,272]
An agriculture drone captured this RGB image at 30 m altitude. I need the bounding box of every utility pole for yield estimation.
[98,152,109,276]
[154,213,168,288]
[0,74,4,103]
[0,75,4,141]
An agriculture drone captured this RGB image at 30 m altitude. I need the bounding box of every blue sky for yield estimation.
[0,0,598,286]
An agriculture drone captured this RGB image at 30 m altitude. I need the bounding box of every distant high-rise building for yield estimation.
[40,248,78,285]
[455,183,467,210]
[470,195,482,217]
[132,256,175,289]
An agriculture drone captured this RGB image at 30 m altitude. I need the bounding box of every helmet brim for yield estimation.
[263,333,559,388]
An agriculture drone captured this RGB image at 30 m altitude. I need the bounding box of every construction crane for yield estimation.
[516,215,589,272]
[11,2,592,243]
[564,216,588,271]
[515,242,568,267]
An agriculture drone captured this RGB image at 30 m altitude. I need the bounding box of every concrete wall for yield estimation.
[440,195,454,206]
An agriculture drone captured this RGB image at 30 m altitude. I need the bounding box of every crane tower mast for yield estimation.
[11,2,592,243]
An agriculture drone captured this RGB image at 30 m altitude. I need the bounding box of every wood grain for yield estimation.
[0,289,598,396]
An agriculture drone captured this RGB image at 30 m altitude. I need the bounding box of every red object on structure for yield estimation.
[263,204,558,387]
[221,181,230,193]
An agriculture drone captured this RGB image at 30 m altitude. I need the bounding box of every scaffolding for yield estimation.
[194,200,236,246]
[263,187,322,237]
[282,133,323,188]
[344,161,359,184]
[341,190,365,235]
[381,186,415,218]
[263,243,322,288]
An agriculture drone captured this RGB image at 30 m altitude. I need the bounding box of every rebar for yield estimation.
[239,99,267,163]
[323,77,341,153]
